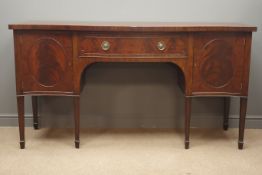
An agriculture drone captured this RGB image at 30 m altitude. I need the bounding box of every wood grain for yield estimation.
[192,33,245,94]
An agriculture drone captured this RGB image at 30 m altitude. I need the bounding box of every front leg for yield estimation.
[74,96,80,148]
[17,96,25,149]
[238,97,247,149]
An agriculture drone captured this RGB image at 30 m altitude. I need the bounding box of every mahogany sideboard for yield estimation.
[8,22,257,149]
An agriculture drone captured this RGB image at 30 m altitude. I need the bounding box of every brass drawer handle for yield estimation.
[101,41,110,51]
[157,41,166,51]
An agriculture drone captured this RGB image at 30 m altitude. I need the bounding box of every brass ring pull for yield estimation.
[101,41,110,51]
[157,41,166,51]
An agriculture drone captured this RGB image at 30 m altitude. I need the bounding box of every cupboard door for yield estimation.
[17,31,73,93]
[192,33,246,95]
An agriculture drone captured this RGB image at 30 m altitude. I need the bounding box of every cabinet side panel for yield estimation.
[13,31,23,95]
[241,33,253,96]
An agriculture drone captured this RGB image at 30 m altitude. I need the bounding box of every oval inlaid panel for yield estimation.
[29,38,66,87]
[200,39,234,88]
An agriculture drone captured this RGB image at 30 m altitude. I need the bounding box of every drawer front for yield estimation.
[77,34,188,59]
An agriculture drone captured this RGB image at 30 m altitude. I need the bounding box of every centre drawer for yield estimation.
[77,34,188,58]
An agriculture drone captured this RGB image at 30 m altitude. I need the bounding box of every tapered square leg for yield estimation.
[238,97,247,150]
[17,96,25,149]
[184,97,192,149]
[223,97,230,130]
[74,96,80,148]
[20,141,25,149]
[32,96,39,129]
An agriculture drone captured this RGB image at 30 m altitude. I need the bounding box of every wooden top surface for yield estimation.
[8,22,257,32]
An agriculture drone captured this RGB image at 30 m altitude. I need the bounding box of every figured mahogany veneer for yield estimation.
[17,31,74,94]
[9,22,257,150]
